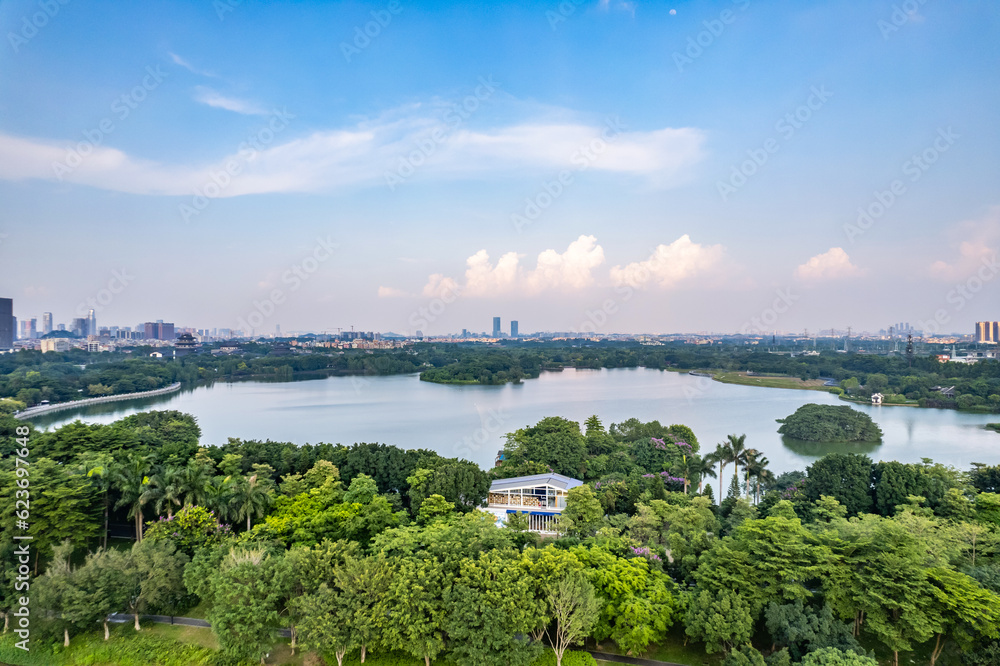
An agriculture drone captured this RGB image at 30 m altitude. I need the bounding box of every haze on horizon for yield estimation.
[1,0,998,336]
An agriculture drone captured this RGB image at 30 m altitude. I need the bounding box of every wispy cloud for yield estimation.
[929,206,1000,281]
[193,86,268,115]
[0,108,706,197]
[168,52,216,78]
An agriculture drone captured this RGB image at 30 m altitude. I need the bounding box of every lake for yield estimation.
[29,368,1000,498]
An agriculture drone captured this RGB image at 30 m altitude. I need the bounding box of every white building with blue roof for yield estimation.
[484,473,583,533]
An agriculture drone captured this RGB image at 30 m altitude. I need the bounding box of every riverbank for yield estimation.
[15,382,183,420]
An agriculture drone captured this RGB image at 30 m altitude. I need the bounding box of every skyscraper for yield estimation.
[42,312,53,335]
[88,309,97,337]
[492,316,501,337]
[0,298,12,349]
[510,320,518,337]
[975,321,1000,343]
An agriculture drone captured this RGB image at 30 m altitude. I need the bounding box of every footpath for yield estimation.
[14,383,182,419]
[106,614,689,666]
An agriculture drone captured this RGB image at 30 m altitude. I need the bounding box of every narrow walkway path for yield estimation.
[14,382,182,419]
[588,651,689,666]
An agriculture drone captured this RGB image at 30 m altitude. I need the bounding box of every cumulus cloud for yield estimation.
[419,235,606,298]
[929,206,1000,281]
[609,235,724,288]
[0,106,705,197]
[193,86,268,115]
[795,247,863,281]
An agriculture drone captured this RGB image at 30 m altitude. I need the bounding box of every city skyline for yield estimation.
[1,1,998,335]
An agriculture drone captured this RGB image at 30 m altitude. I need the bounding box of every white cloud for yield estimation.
[795,247,863,281]
[929,206,1000,281]
[610,235,724,288]
[377,286,409,298]
[193,87,268,115]
[168,52,216,78]
[420,235,606,298]
[0,107,705,197]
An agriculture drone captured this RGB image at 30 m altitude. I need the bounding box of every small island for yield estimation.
[777,403,883,443]
[987,423,1000,433]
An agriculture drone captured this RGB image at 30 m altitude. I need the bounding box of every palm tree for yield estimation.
[204,475,236,522]
[78,453,114,549]
[230,475,274,531]
[670,455,696,494]
[112,455,154,542]
[694,454,718,495]
[741,448,761,500]
[179,458,212,508]
[745,452,773,504]
[714,434,747,501]
[149,466,184,519]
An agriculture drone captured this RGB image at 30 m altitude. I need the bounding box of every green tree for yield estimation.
[924,567,1000,666]
[685,588,754,654]
[446,551,542,666]
[560,485,603,538]
[799,648,877,666]
[113,454,154,542]
[383,557,449,666]
[229,473,274,531]
[544,571,599,666]
[804,454,874,516]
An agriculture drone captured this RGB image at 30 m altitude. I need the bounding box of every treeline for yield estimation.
[2,411,1000,665]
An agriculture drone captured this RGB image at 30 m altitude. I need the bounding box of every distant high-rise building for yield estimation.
[56,323,66,332]
[71,318,88,337]
[88,309,97,337]
[42,312,53,335]
[0,298,12,349]
[975,321,1000,344]
[492,316,501,337]
[511,320,519,337]
[144,322,176,340]
[26,318,37,340]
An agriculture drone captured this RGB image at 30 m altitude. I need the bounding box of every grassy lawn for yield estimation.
[710,371,837,393]
[144,622,219,651]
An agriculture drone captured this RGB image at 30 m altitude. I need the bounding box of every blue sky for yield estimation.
[1,0,998,336]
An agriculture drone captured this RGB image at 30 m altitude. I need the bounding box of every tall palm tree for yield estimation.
[230,475,274,531]
[714,434,747,501]
[149,466,184,520]
[694,454,718,495]
[179,458,212,508]
[112,455,154,542]
[670,455,696,494]
[741,448,761,500]
[78,453,114,549]
[204,475,236,522]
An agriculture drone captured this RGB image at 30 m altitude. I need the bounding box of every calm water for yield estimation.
[30,368,1000,497]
